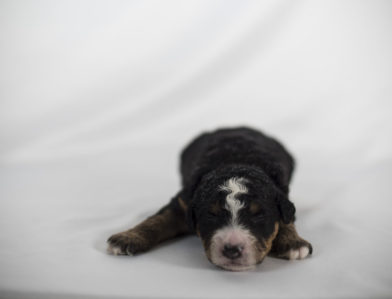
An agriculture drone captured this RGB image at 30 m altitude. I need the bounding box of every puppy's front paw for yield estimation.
[287,241,312,260]
[107,231,149,256]
[270,238,313,260]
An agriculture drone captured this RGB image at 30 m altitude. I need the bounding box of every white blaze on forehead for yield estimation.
[219,177,248,225]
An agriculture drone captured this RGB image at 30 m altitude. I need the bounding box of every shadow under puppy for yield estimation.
[107,127,312,271]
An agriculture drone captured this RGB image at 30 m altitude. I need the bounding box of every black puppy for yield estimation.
[107,127,312,271]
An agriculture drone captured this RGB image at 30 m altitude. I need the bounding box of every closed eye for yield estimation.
[208,211,218,217]
[207,211,219,221]
[251,213,265,222]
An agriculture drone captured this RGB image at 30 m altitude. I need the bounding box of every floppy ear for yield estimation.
[183,176,203,233]
[186,203,198,232]
[276,191,296,224]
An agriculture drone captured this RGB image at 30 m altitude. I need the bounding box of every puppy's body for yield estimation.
[108,127,312,271]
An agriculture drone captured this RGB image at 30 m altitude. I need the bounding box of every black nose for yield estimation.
[222,244,243,260]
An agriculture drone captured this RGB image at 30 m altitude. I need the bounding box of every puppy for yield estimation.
[107,127,312,271]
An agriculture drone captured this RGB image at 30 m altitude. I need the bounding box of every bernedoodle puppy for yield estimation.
[107,127,312,271]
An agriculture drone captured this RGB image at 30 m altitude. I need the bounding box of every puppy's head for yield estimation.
[189,167,295,271]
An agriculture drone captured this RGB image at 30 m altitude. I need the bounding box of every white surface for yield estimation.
[1,1,392,298]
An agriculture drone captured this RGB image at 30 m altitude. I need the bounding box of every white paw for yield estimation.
[288,246,310,260]
[107,244,132,256]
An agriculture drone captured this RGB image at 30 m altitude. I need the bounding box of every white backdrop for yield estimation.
[1,1,392,298]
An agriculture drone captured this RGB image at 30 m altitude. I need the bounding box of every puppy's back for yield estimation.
[180,127,295,192]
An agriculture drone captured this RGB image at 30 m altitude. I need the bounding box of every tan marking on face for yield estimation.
[254,222,280,263]
[249,202,261,214]
[178,197,188,213]
[265,222,280,252]
[209,201,221,215]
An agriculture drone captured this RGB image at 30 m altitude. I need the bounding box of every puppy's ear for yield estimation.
[187,204,198,232]
[276,190,296,224]
[182,184,200,233]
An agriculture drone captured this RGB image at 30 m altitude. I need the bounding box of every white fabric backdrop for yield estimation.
[1,1,392,298]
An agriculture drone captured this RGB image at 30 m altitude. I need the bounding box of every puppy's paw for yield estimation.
[270,238,313,260]
[287,242,312,260]
[107,231,149,256]
[283,239,313,260]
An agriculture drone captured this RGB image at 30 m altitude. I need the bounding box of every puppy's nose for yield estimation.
[222,244,243,259]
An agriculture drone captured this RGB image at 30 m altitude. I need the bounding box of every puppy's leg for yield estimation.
[107,195,189,255]
[269,222,313,260]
